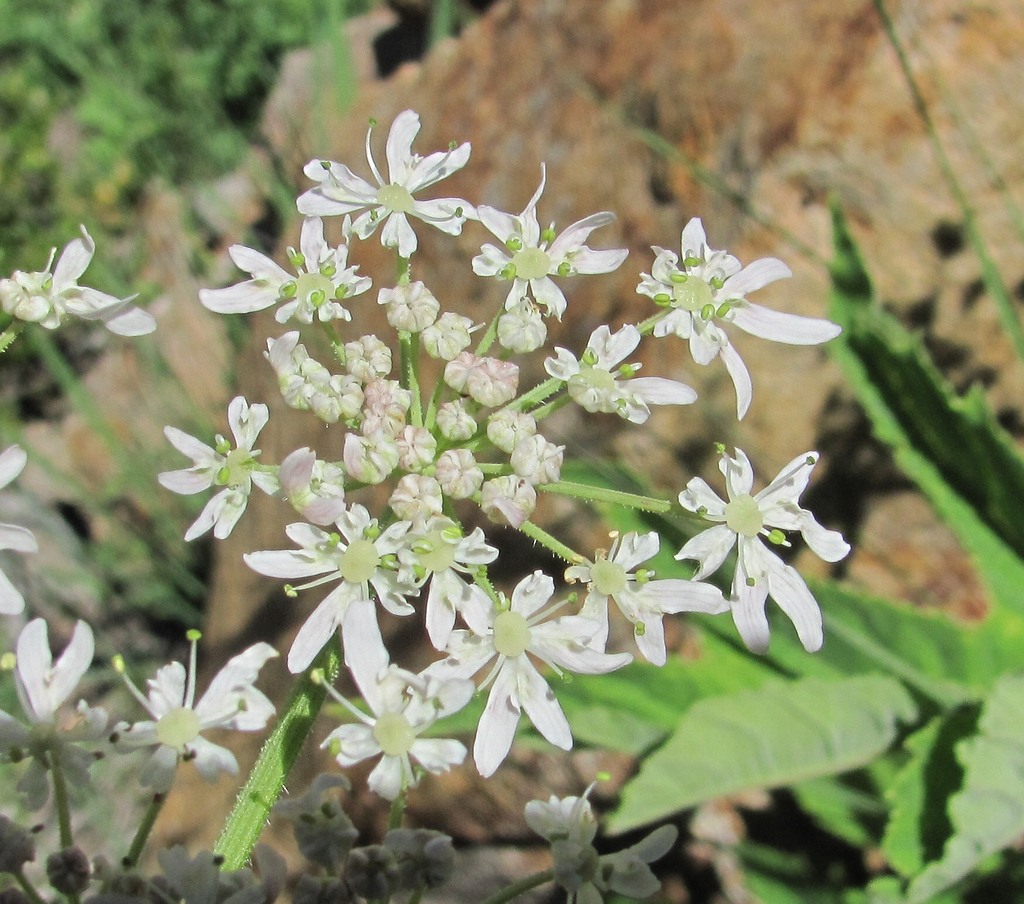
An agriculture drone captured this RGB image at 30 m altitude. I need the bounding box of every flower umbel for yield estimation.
[675,447,851,653]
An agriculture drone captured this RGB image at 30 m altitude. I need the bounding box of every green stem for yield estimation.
[474,308,503,357]
[506,377,563,414]
[387,787,407,831]
[124,792,167,867]
[49,746,75,850]
[872,0,1024,364]
[13,869,48,904]
[540,479,673,514]
[527,394,571,422]
[519,520,584,565]
[0,320,25,354]
[478,868,555,904]
[214,641,342,869]
[399,330,423,426]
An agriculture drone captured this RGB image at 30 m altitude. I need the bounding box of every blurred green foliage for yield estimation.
[0,0,370,269]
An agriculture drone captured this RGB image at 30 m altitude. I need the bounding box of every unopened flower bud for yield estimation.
[436,400,477,442]
[343,434,399,484]
[292,874,353,904]
[384,828,455,891]
[511,434,564,485]
[396,426,437,472]
[379,281,440,332]
[444,353,519,407]
[46,846,90,895]
[422,312,474,360]
[480,476,536,527]
[487,410,537,454]
[389,475,443,523]
[435,449,484,499]
[344,335,392,381]
[346,845,399,900]
[497,300,547,353]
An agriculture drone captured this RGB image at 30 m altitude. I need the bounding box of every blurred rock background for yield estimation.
[2,0,1022,899]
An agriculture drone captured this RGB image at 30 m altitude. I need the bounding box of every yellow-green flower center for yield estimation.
[672,277,714,314]
[373,711,416,757]
[492,610,532,657]
[512,247,551,281]
[219,447,251,487]
[339,538,380,583]
[591,558,627,596]
[294,272,335,306]
[377,183,414,213]
[155,706,201,749]
[724,493,763,537]
[418,530,457,574]
[578,365,616,393]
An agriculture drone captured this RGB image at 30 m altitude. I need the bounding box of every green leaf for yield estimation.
[606,675,916,834]
[881,708,980,877]
[903,673,1024,903]
[828,203,1024,617]
[790,774,887,849]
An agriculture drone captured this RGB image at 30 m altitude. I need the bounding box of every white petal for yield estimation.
[199,281,280,314]
[52,228,94,287]
[766,562,824,652]
[721,448,754,498]
[730,302,841,345]
[0,445,27,487]
[719,340,753,419]
[411,737,467,774]
[674,524,735,580]
[721,257,791,297]
[474,665,520,777]
[517,660,572,750]
[800,516,851,563]
[643,579,729,615]
[0,569,26,614]
[190,736,239,782]
[629,376,697,407]
[287,590,348,674]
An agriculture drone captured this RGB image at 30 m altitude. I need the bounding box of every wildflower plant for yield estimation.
[0,109,862,904]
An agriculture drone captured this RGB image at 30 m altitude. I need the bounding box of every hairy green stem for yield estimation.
[0,321,25,354]
[540,479,673,514]
[14,869,48,904]
[519,519,583,565]
[214,642,341,869]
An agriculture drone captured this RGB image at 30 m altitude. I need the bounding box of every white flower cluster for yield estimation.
[0,109,850,804]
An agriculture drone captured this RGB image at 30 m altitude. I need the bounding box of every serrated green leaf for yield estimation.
[881,708,980,877]
[606,675,916,834]
[904,673,1024,903]
[828,204,1024,617]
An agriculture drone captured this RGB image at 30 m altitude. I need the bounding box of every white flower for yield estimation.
[0,619,107,807]
[320,652,473,801]
[112,634,277,792]
[297,110,474,259]
[400,516,498,651]
[473,165,627,320]
[0,226,155,335]
[675,448,851,654]
[565,531,727,665]
[159,396,279,541]
[0,445,38,614]
[200,217,371,323]
[430,571,632,777]
[638,218,841,418]
[544,324,696,424]
[244,505,416,674]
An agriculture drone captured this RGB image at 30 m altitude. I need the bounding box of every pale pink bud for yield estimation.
[344,335,392,381]
[280,447,347,524]
[486,409,537,454]
[510,433,564,485]
[435,448,484,499]
[343,433,399,484]
[361,378,411,437]
[480,475,537,527]
[389,474,443,523]
[436,400,477,442]
[497,300,547,353]
[396,425,437,471]
[378,281,441,332]
[423,312,474,360]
